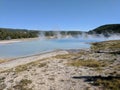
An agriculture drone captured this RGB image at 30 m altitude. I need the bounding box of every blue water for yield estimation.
[0,38,101,58]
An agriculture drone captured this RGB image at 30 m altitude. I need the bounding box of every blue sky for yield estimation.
[0,0,120,31]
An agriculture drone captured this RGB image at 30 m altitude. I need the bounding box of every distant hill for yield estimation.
[88,24,120,36]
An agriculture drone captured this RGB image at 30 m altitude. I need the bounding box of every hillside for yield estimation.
[88,24,120,36]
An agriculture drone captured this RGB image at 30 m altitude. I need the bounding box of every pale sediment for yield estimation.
[0,50,68,72]
[0,38,38,44]
[0,40,21,44]
[0,50,99,90]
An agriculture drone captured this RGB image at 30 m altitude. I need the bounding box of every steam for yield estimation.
[39,32,45,39]
[106,34,120,40]
[38,31,120,41]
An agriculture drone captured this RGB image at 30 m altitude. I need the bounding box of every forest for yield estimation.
[0,28,39,40]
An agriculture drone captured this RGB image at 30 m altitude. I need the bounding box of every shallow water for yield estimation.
[0,38,102,58]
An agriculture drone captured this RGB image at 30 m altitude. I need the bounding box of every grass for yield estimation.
[0,58,48,74]
[53,52,86,60]
[93,78,120,90]
[105,64,120,76]
[48,77,55,81]
[0,59,6,64]
[14,64,29,73]
[91,40,120,53]
[53,54,74,59]
[0,60,47,73]
[67,59,107,68]
[0,77,5,83]
[13,79,32,90]
[14,61,46,73]
[19,79,32,86]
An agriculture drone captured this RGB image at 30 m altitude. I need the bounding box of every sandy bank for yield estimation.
[0,38,39,44]
[0,40,21,44]
[0,50,68,72]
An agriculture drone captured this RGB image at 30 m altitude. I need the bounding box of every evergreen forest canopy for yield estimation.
[0,24,120,40]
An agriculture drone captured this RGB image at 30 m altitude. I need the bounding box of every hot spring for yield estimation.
[0,35,119,58]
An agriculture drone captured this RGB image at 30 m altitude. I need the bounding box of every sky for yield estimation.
[0,0,120,31]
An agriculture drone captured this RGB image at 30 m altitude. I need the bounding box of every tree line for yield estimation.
[1,24,119,40]
[0,28,39,40]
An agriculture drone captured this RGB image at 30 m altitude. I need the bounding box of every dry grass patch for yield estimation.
[14,64,29,73]
[14,61,46,73]
[1,60,47,73]
[67,59,107,68]
[53,54,74,59]
[13,79,32,90]
[0,59,6,64]
[93,78,120,90]
[91,40,120,53]
[53,52,83,60]
[0,59,47,74]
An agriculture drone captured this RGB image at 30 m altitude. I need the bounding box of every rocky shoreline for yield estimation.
[0,40,120,90]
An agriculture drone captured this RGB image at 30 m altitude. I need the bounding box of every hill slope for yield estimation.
[88,24,120,36]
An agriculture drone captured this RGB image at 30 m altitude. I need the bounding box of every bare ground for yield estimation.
[0,49,119,90]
